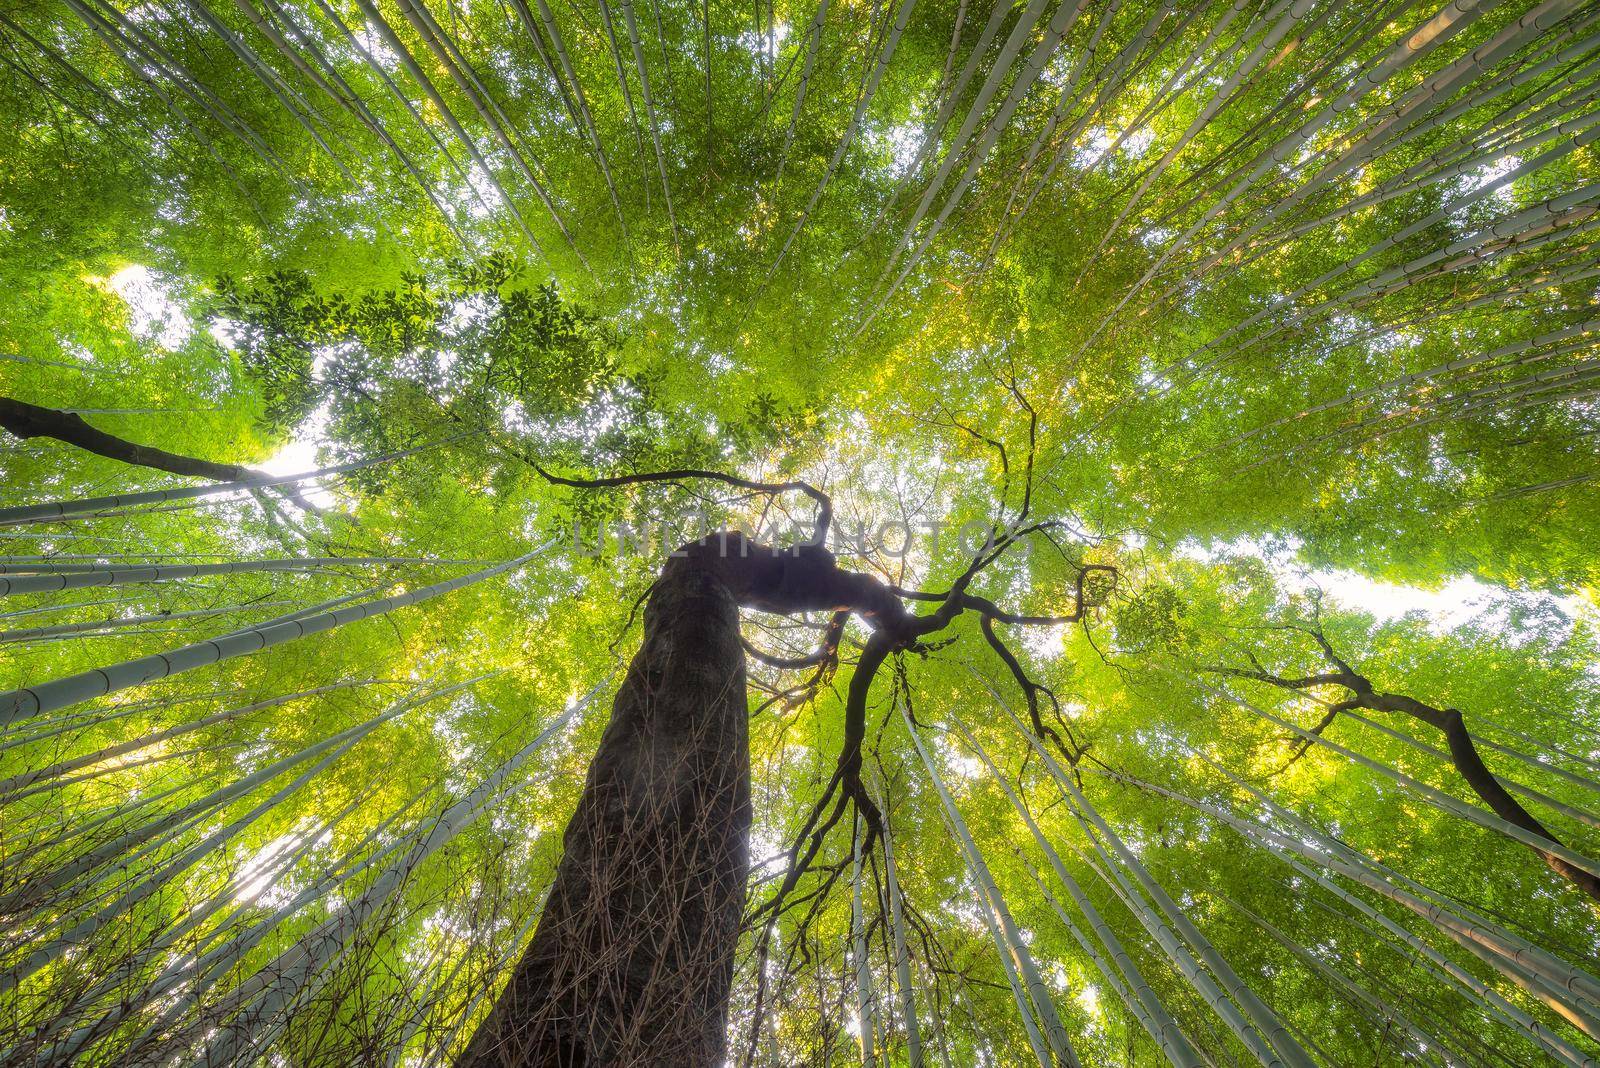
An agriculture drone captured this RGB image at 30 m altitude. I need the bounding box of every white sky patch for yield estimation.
[868,119,925,176]
[455,164,503,221]
[232,828,319,907]
[1288,558,1587,631]
[1022,623,1068,660]
[448,293,493,331]
[734,21,791,61]
[107,264,192,349]
[1070,124,1156,169]
[260,436,321,476]
[1467,154,1520,205]
[1140,224,1174,249]
[1177,537,1590,632]
[1073,127,1116,168]
[351,23,402,70]
[1311,570,1500,627]
[1076,981,1101,1016]
[747,824,790,881]
[259,401,338,509]
[1114,125,1156,160]
[209,317,239,350]
[503,398,532,435]
[944,749,984,783]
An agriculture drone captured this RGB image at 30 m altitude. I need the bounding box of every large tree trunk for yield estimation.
[459,549,752,1067]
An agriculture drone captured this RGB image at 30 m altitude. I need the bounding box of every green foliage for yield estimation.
[214,257,619,434]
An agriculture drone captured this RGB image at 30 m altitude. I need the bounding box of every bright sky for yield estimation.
[106,264,337,504]
[257,406,338,509]
[1311,569,1520,627]
[106,264,191,349]
[258,434,320,476]
[1181,535,1590,633]
[102,264,1590,631]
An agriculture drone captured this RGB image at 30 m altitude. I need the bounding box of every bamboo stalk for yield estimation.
[1121,763,1600,1066]
[0,438,453,527]
[874,776,925,1068]
[949,716,1207,1067]
[1191,675,1600,884]
[0,679,382,801]
[1176,730,1600,1015]
[974,671,1314,1068]
[0,538,557,726]
[903,703,1083,1068]
[851,812,880,1066]
[190,680,591,1064]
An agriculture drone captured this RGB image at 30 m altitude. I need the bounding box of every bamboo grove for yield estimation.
[1,0,1599,1063]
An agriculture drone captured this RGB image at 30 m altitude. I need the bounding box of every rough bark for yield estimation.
[1435,704,1600,903]
[454,528,1050,1065]
[1349,688,1600,904]
[1221,644,1600,906]
[0,395,258,482]
[1,395,326,512]
[458,544,754,1067]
